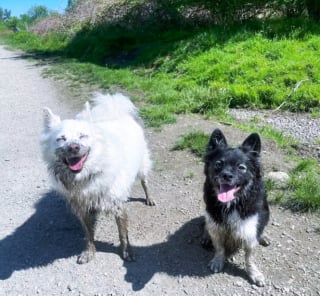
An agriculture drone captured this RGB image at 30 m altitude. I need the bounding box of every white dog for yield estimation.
[41,93,154,263]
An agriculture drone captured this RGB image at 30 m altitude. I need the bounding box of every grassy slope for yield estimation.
[1,16,320,210]
[2,17,320,127]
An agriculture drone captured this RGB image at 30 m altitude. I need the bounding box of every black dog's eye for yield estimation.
[56,135,66,142]
[214,160,223,170]
[238,164,247,172]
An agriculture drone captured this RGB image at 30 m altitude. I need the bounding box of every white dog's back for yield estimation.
[90,93,151,186]
[77,93,139,123]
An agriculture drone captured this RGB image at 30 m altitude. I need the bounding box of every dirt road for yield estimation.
[0,45,319,296]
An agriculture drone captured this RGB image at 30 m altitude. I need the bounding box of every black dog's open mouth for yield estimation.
[65,151,89,172]
[218,184,240,203]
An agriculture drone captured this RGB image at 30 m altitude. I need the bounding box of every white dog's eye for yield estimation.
[238,164,247,172]
[56,135,66,142]
[79,134,88,140]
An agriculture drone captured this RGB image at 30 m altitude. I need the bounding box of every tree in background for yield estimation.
[66,0,80,12]
[306,0,320,21]
[19,14,33,31]
[28,5,50,22]
[3,8,11,21]
[0,5,54,31]
[0,7,11,22]
[5,16,19,31]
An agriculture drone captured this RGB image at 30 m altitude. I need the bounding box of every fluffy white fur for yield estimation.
[41,93,153,263]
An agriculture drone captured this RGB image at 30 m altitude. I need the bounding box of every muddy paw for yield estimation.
[77,250,95,264]
[146,198,156,206]
[259,235,271,247]
[249,270,265,287]
[208,256,224,273]
[121,249,135,262]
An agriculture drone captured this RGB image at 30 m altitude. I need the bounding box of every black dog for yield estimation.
[203,129,270,286]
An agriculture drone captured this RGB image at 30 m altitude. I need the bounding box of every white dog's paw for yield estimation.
[77,249,95,264]
[248,269,265,287]
[208,256,224,273]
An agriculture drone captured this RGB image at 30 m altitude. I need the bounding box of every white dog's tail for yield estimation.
[88,92,139,122]
[76,93,138,122]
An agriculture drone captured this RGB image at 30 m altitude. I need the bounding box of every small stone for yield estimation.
[273,282,281,290]
[67,285,72,291]
[234,280,243,287]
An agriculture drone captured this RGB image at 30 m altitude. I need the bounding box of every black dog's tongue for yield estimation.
[218,184,239,203]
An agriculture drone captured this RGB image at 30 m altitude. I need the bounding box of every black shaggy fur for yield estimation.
[203,129,270,286]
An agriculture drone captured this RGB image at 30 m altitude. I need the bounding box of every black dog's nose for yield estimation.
[68,143,80,153]
[222,172,233,182]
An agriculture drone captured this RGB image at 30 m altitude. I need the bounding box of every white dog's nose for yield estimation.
[68,143,80,153]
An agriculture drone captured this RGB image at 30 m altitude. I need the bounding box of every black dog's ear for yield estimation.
[241,133,261,155]
[207,129,228,151]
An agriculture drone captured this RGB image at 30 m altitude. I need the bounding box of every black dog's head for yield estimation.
[204,129,262,204]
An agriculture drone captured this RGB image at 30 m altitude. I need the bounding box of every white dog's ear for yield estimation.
[76,101,92,121]
[43,107,61,129]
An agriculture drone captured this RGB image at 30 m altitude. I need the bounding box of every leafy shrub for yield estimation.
[288,159,320,211]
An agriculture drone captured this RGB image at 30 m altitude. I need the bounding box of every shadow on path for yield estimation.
[0,194,249,287]
[0,191,84,280]
[120,216,250,290]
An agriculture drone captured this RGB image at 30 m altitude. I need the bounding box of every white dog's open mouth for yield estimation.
[65,151,89,172]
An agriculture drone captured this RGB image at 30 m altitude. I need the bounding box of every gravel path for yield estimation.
[228,109,320,159]
[229,109,320,145]
[0,45,319,296]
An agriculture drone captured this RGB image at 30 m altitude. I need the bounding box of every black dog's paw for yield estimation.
[259,235,271,247]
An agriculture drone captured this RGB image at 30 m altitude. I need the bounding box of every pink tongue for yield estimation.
[69,153,88,171]
[218,184,239,203]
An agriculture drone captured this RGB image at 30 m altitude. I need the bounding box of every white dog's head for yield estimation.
[41,104,94,174]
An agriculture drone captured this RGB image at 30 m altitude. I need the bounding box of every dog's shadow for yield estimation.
[120,218,249,291]
[0,191,85,280]
[0,193,250,288]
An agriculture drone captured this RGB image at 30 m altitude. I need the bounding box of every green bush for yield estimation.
[288,159,320,211]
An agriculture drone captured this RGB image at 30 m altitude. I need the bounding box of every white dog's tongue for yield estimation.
[68,152,89,171]
[218,184,239,203]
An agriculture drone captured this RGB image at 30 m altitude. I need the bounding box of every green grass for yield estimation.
[287,159,320,211]
[173,131,209,157]
[237,122,298,149]
[172,124,295,159]
[1,17,320,127]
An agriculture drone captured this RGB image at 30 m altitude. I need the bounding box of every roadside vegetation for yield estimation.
[0,0,319,210]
